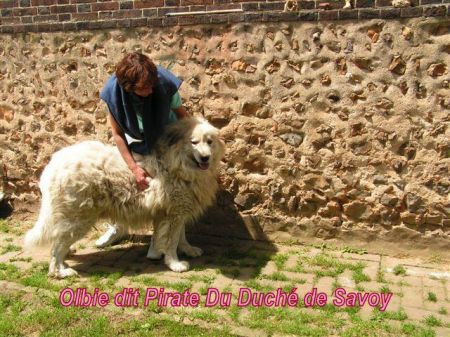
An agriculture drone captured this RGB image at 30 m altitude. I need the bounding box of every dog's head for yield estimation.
[161,117,225,174]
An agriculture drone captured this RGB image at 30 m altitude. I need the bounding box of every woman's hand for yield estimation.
[132,166,152,191]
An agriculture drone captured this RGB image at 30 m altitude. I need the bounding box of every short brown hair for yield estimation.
[115,52,158,92]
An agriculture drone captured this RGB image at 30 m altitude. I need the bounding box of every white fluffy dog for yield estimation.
[24,117,225,278]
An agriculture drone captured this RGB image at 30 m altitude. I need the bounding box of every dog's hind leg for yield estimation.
[152,218,189,272]
[146,236,163,260]
[178,224,203,257]
[95,224,127,248]
[48,238,79,279]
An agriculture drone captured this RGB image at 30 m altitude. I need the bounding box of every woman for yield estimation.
[96,52,189,249]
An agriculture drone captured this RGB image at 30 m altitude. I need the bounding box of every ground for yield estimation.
[0,217,449,337]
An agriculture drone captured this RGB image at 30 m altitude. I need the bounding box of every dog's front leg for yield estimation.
[151,218,189,272]
[178,224,203,257]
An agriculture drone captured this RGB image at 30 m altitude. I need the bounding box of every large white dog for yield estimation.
[24,117,225,278]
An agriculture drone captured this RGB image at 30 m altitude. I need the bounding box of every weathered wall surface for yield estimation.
[0,18,449,249]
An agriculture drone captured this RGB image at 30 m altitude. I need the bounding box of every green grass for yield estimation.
[371,308,408,321]
[426,292,437,302]
[1,244,21,255]
[438,307,447,315]
[351,263,371,284]
[272,253,289,270]
[393,265,407,276]
[341,246,368,255]
[380,285,391,293]
[262,271,289,281]
[401,323,436,337]
[423,315,442,327]
[0,291,237,337]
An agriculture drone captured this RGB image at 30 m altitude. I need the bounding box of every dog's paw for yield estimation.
[183,246,203,258]
[53,268,79,279]
[69,245,77,255]
[146,247,163,260]
[168,260,190,272]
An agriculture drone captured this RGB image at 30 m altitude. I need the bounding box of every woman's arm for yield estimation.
[173,105,189,119]
[108,113,151,190]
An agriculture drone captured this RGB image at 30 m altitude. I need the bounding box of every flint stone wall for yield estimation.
[0,18,449,250]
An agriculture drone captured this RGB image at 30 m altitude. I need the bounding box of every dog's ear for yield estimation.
[165,126,185,146]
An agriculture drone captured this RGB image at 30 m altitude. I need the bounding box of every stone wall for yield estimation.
[0,17,449,250]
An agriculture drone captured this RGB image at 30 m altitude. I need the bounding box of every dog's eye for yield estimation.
[207,139,213,145]
[191,140,199,145]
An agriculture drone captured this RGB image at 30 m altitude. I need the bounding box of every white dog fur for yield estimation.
[24,117,225,278]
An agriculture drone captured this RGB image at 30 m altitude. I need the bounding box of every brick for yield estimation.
[241,2,258,10]
[77,3,91,12]
[359,8,380,18]
[99,11,113,18]
[0,1,17,9]
[112,9,142,18]
[116,18,131,27]
[120,1,134,9]
[213,0,230,3]
[56,0,69,4]
[50,4,76,13]
[75,20,89,29]
[178,14,210,25]
[1,25,15,33]
[71,0,96,3]
[228,12,245,22]
[58,13,70,20]
[38,6,51,14]
[19,0,31,6]
[244,12,263,21]
[13,24,27,33]
[421,0,442,4]
[62,21,76,30]
[423,5,446,15]
[355,0,374,6]
[135,0,164,8]
[189,4,206,10]
[92,2,119,11]
[298,10,318,20]
[33,13,58,21]
[157,6,189,15]
[147,17,163,26]
[31,0,53,4]
[375,0,391,6]
[12,7,37,15]
[130,17,147,26]
[319,9,339,20]
[299,1,315,9]
[162,15,178,25]
[259,2,284,10]
[36,22,53,31]
[88,20,117,29]
[1,9,13,16]
[380,7,400,18]
[143,8,157,16]
[1,16,21,24]
[72,11,98,20]
[400,6,423,16]
[180,0,212,5]
[339,8,358,19]
[164,0,179,5]
[211,12,229,22]
[21,15,33,22]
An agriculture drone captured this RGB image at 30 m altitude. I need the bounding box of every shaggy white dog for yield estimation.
[24,117,225,278]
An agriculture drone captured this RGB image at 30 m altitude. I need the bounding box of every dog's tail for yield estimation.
[24,165,55,248]
[24,195,53,248]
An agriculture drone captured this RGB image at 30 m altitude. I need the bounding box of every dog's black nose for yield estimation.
[200,156,209,163]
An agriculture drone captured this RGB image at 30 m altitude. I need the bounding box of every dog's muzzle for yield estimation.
[195,155,210,170]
